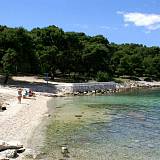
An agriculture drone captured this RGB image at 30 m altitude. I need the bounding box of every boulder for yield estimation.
[16,147,25,153]
[1,107,6,111]
[0,141,6,151]
[5,149,17,158]
[0,140,23,151]
[0,149,17,159]
[6,141,22,147]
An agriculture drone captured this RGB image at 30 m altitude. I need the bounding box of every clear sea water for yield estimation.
[43,88,160,160]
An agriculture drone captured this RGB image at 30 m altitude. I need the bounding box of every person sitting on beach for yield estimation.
[29,88,35,97]
[17,88,22,104]
[22,89,28,99]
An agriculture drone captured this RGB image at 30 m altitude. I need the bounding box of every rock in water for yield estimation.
[61,146,69,158]
[61,146,67,153]
[23,148,33,158]
[75,115,82,118]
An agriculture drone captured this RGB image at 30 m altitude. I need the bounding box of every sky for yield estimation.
[0,0,160,47]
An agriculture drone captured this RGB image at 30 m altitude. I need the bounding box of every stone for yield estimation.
[75,115,82,118]
[16,147,25,153]
[0,143,7,151]
[23,148,34,159]
[0,141,5,146]
[73,92,79,96]
[61,146,69,154]
[0,140,23,151]
[5,149,17,158]
[47,114,51,117]
[0,149,17,159]
[44,113,51,117]
[147,144,154,148]
[86,92,94,96]
[7,140,22,146]
[55,106,62,109]
[1,107,6,111]
[61,146,69,158]
[31,151,46,159]
[133,139,140,143]
[0,103,3,110]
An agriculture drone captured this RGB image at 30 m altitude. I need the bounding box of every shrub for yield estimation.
[113,78,123,83]
[96,72,112,82]
[129,76,141,81]
[144,77,153,82]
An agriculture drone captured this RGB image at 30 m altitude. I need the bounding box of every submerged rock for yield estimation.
[75,115,82,118]
[61,146,69,154]
[23,148,34,158]
[61,146,69,158]
[147,144,154,148]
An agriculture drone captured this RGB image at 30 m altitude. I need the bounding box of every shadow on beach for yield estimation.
[0,75,58,94]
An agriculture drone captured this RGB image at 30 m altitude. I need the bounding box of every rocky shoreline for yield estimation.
[42,80,160,97]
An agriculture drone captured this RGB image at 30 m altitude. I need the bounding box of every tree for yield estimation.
[130,54,144,76]
[89,35,109,46]
[57,32,83,75]
[38,46,58,79]
[0,24,160,81]
[1,48,17,84]
[117,55,131,76]
[14,27,37,73]
[82,43,111,77]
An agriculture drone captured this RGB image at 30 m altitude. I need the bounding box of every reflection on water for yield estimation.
[43,88,160,160]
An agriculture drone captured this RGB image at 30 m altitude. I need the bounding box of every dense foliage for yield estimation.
[0,25,160,81]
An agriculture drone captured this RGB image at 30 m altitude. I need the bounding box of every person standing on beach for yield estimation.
[17,88,22,104]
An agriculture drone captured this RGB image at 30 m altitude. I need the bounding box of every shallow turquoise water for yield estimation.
[45,88,160,160]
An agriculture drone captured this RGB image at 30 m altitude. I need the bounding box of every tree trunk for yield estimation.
[4,74,9,85]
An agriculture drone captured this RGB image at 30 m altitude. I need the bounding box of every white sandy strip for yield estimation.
[0,93,50,147]
[137,81,160,86]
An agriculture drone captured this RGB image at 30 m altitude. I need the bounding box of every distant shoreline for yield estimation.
[39,80,160,97]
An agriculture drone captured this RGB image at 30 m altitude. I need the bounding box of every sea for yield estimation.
[39,88,160,160]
